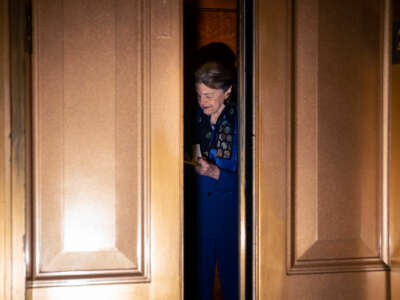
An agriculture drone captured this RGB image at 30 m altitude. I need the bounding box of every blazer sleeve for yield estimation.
[214,111,238,191]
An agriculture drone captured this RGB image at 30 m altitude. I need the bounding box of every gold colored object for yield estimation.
[184,160,200,167]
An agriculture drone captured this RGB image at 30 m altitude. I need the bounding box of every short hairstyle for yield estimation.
[194,61,234,92]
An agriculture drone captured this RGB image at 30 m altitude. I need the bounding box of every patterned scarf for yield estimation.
[195,104,236,160]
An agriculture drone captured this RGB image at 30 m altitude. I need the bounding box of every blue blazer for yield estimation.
[194,104,238,238]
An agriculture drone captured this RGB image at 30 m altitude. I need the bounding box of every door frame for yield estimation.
[1,0,27,299]
[0,0,12,299]
[238,0,255,299]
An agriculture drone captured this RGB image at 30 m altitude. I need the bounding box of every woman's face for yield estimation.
[196,83,232,118]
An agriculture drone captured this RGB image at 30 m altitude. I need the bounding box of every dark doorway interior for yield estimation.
[183,1,253,299]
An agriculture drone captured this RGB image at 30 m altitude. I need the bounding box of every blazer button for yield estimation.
[208,192,212,197]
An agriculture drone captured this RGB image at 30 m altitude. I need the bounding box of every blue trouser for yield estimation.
[194,166,238,299]
[195,235,239,300]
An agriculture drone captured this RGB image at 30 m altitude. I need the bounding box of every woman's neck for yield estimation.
[210,104,226,124]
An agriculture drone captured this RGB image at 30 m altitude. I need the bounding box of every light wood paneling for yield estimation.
[25,0,183,298]
[255,0,391,298]
[0,0,12,299]
[289,0,387,274]
[29,0,149,285]
[9,1,28,299]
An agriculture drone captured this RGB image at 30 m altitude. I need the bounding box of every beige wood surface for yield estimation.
[0,1,12,299]
[1,0,183,299]
[7,1,29,300]
[1,0,397,299]
[255,0,391,299]
[29,0,148,281]
[28,0,183,298]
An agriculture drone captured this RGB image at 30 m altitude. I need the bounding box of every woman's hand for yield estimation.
[194,157,220,180]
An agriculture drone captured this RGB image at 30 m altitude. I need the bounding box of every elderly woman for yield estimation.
[193,61,238,300]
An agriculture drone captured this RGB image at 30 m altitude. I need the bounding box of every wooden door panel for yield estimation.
[30,0,147,282]
[26,0,182,298]
[290,0,384,273]
[256,0,390,298]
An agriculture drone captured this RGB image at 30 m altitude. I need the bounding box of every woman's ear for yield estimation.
[224,86,233,99]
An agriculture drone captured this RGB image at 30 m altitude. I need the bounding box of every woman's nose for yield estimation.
[198,95,206,104]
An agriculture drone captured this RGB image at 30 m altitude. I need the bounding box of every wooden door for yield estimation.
[2,0,396,299]
[254,0,392,299]
[2,0,183,299]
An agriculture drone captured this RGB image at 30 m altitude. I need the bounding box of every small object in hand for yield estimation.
[184,159,200,167]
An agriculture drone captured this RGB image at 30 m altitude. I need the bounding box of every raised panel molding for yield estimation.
[27,0,151,287]
[152,0,172,39]
[287,0,390,274]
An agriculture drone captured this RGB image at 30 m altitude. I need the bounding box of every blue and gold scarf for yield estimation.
[195,104,237,161]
